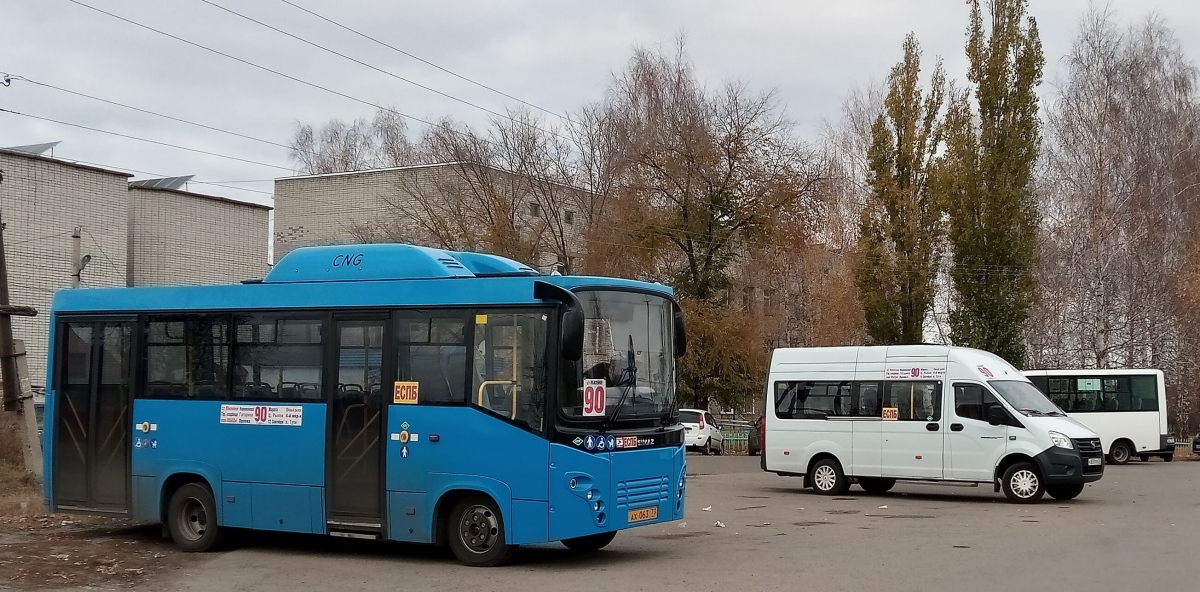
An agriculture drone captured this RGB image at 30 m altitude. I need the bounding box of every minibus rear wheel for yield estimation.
[1046,483,1084,500]
[810,458,848,495]
[1001,462,1045,503]
[859,478,895,495]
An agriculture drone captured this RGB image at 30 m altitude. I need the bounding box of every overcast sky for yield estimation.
[4,0,1200,209]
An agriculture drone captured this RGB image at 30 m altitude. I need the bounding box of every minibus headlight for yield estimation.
[1049,431,1073,449]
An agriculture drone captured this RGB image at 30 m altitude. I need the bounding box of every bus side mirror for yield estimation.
[674,306,687,358]
[561,306,584,362]
[987,407,1006,426]
[534,281,584,362]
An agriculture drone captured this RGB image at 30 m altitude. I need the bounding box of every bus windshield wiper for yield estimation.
[602,335,638,431]
[1018,408,1046,416]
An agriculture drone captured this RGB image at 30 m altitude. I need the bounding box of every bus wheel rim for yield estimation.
[1011,470,1038,498]
[177,497,207,541]
[458,505,499,554]
[813,465,836,491]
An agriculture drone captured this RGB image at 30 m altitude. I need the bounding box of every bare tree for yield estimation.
[289,107,423,174]
[1030,8,1200,433]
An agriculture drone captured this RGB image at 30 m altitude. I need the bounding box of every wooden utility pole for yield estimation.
[0,182,42,478]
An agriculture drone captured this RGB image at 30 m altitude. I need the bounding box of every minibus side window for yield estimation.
[774,381,853,419]
[883,381,941,421]
[854,382,882,417]
[954,383,1003,422]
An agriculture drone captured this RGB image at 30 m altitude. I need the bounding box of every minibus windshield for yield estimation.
[989,380,1067,417]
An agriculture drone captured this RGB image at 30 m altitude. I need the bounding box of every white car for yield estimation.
[680,408,724,455]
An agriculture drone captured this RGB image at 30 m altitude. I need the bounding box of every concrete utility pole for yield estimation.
[71,226,81,288]
[0,180,43,478]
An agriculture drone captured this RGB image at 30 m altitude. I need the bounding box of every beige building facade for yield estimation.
[0,145,270,385]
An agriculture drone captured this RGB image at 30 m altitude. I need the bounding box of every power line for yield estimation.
[0,72,292,150]
[0,108,294,172]
[196,0,570,142]
[276,0,569,122]
[63,0,569,173]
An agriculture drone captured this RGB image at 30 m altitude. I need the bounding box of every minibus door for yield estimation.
[880,380,945,479]
[946,383,1008,482]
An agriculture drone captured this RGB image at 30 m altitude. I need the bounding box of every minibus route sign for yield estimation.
[884,367,946,380]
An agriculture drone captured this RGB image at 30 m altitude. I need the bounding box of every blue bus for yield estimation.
[42,243,688,566]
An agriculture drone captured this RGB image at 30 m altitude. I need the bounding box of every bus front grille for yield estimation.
[616,476,669,508]
[1072,438,1102,454]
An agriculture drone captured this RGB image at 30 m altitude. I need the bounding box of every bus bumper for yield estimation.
[1033,446,1104,485]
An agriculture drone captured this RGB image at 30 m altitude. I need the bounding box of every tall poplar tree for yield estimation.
[856,34,948,344]
[940,0,1044,365]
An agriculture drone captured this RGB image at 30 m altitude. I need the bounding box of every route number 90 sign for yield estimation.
[583,379,607,417]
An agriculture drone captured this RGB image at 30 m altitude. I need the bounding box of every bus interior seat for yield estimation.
[241,382,274,399]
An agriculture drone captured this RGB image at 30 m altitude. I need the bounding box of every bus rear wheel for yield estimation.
[562,531,617,552]
[447,496,517,567]
[166,483,223,552]
[1047,483,1085,500]
[1108,441,1132,465]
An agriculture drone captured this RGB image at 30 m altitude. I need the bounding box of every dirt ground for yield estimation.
[0,478,193,591]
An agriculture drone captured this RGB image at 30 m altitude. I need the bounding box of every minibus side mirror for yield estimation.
[987,407,1007,426]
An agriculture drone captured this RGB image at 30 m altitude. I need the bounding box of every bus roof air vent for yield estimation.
[262,243,479,283]
[449,251,540,277]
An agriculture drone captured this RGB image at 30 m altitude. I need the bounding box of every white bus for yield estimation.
[761,345,1105,503]
[1023,369,1172,464]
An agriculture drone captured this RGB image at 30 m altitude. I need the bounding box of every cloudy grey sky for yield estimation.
[3,0,1199,209]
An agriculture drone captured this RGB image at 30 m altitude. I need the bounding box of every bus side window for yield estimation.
[471,312,549,431]
[144,315,230,400]
[397,314,468,404]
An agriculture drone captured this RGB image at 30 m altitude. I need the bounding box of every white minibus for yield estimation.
[760,345,1104,503]
[1023,369,1171,464]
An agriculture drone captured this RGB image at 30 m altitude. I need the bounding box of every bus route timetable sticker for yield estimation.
[219,404,303,426]
[394,381,419,404]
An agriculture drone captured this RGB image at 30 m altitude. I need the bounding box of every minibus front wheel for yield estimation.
[1001,462,1045,503]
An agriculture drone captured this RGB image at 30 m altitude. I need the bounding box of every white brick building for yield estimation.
[128,183,270,286]
[274,162,588,272]
[0,145,270,385]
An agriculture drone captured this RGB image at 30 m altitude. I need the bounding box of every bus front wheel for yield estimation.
[562,531,617,552]
[166,483,224,552]
[447,496,517,567]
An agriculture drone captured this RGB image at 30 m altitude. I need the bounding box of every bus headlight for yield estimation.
[1049,431,1073,449]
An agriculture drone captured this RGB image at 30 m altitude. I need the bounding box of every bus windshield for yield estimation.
[561,290,677,424]
[989,380,1066,417]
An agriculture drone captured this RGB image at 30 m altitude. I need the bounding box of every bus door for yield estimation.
[327,316,392,530]
[53,320,134,511]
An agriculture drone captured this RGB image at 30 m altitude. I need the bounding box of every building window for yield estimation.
[564,210,575,225]
[529,203,542,218]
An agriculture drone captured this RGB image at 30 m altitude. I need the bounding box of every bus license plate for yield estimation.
[1088,457,1101,466]
[628,507,658,523]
